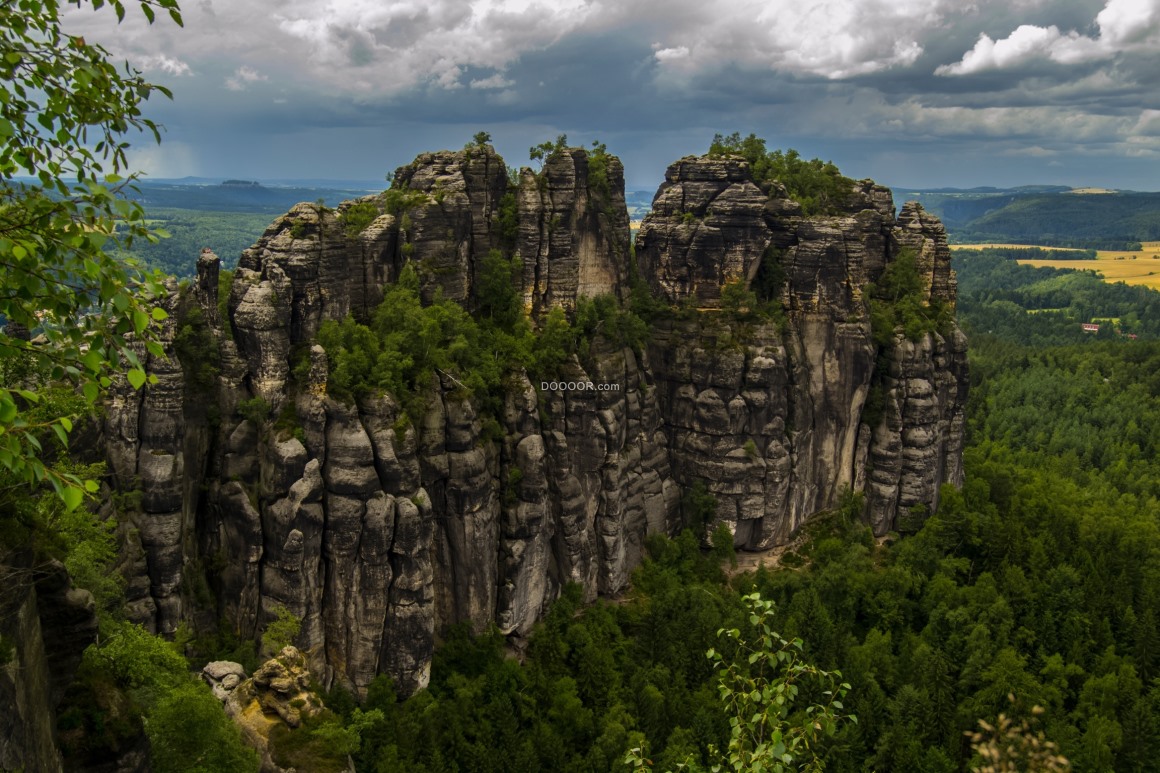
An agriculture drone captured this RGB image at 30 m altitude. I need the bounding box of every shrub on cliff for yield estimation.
[867,249,952,344]
[62,619,258,771]
[340,200,381,237]
[318,263,515,419]
[708,132,854,216]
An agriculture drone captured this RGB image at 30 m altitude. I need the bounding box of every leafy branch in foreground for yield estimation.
[627,592,853,772]
[0,0,183,508]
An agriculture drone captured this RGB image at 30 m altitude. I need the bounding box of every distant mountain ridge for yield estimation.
[897,185,1160,249]
[128,180,379,213]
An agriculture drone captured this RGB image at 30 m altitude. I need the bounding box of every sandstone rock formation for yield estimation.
[0,558,98,773]
[101,145,966,699]
[518,148,630,314]
[204,647,331,773]
[637,156,968,548]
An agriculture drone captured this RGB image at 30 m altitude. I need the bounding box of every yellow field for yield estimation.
[950,242,1087,251]
[952,242,1160,290]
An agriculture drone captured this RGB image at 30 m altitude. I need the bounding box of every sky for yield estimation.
[63,0,1160,192]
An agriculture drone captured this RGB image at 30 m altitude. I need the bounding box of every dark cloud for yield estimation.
[62,0,1160,191]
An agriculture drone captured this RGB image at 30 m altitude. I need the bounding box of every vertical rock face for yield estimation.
[101,146,965,698]
[0,559,98,773]
[637,156,967,545]
[392,146,509,305]
[103,279,189,635]
[638,156,771,305]
[518,148,630,314]
[893,200,957,307]
[237,203,356,345]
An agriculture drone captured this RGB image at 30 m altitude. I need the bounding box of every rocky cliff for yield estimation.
[636,157,967,545]
[0,558,98,773]
[100,145,966,698]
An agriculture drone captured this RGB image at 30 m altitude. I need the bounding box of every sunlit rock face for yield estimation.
[103,147,965,697]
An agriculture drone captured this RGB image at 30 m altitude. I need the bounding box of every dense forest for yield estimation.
[278,295,1160,771]
[953,248,1160,344]
[11,159,1160,771]
[66,336,1151,773]
[117,208,273,277]
[13,154,1160,772]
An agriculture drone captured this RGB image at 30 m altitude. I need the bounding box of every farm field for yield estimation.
[952,241,1160,289]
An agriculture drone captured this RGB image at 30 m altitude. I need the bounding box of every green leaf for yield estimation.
[82,349,104,373]
[151,306,169,321]
[61,486,84,512]
[127,368,147,389]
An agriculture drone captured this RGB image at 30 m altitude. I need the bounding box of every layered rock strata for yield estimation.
[102,146,966,698]
[636,157,968,548]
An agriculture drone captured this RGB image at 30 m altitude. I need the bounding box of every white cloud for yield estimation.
[645,0,960,80]
[1002,145,1059,157]
[938,0,1160,75]
[1097,0,1160,45]
[653,46,689,63]
[1133,109,1160,135]
[225,66,268,91]
[274,0,596,92]
[62,0,597,96]
[137,54,192,76]
[469,73,514,89]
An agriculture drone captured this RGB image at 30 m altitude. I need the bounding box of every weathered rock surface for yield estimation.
[518,148,630,314]
[101,146,965,700]
[639,156,772,305]
[638,156,966,545]
[103,279,190,636]
[0,558,98,773]
[206,647,332,773]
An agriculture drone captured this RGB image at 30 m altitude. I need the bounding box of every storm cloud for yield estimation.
[63,0,1160,190]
